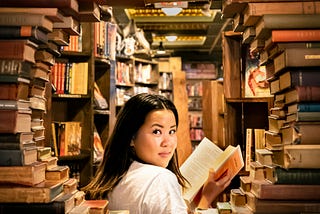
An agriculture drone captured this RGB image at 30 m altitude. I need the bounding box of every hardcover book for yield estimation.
[0,26,48,44]
[279,69,320,92]
[265,165,320,185]
[45,165,70,183]
[273,48,320,74]
[242,1,320,26]
[283,144,320,169]
[284,86,320,105]
[0,0,79,18]
[281,122,320,145]
[0,161,46,186]
[0,81,30,101]
[255,14,320,40]
[0,39,37,63]
[0,59,33,79]
[0,12,53,33]
[180,137,244,203]
[0,147,38,166]
[251,179,320,200]
[268,29,320,43]
[0,109,32,133]
[0,180,64,203]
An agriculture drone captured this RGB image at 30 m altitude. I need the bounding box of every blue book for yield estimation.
[287,102,320,114]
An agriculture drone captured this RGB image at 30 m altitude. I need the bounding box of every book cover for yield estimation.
[255,14,320,40]
[0,180,64,203]
[0,147,38,166]
[0,81,30,101]
[0,39,37,63]
[0,7,64,22]
[287,103,320,114]
[279,69,320,92]
[0,161,46,186]
[0,59,33,78]
[0,139,36,150]
[246,191,320,213]
[280,122,320,145]
[0,12,53,33]
[286,111,320,123]
[180,137,244,203]
[273,48,320,74]
[251,179,320,200]
[81,200,109,214]
[283,144,320,169]
[244,48,271,98]
[0,0,79,18]
[0,25,48,44]
[265,166,320,185]
[284,86,320,105]
[269,29,320,43]
[0,109,32,133]
[268,115,285,134]
[45,165,70,183]
[243,1,320,26]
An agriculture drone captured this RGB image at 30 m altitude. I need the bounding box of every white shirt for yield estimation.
[107,161,188,214]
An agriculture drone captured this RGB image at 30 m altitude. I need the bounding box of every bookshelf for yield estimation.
[51,21,117,187]
[115,55,159,112]
[183,61,218,148]
[222,32,273,163]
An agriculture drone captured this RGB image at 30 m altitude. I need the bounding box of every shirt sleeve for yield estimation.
[141,171,188,214]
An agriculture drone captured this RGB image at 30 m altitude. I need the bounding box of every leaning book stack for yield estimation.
[223,2,320,213]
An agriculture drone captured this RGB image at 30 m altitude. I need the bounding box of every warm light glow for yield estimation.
[165,35,177,42]
[161,7,183,16]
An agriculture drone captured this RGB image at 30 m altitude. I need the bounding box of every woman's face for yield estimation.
[132,109,177,168]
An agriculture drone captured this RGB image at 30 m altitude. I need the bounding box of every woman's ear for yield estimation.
[130,139,134,146]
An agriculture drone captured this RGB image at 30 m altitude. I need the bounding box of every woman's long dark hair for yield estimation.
[82,93,188,199]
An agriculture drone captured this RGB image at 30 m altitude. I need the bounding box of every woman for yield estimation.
[82,93,231,213]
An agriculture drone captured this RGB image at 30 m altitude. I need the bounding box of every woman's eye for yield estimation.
[153,129,161,135]
[169,129,176,135]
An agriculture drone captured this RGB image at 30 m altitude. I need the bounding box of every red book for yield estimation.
[0,40,37,63]
[270,29,320,43]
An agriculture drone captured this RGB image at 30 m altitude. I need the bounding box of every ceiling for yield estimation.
[104,0,233,62]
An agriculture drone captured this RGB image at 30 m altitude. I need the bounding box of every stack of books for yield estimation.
[0,3,111,213]
[222,1,320,213]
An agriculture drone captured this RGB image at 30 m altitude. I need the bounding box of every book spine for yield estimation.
[291,70,320,87]
[272,29,320,42]
[0,149,23,166]
[274,168,320,185]
[0,59,32,77]
[297,86,320,102]
[0,26,48,44]
[284,145,320,168]
[0,110,18,133]
[274,48,320,74]
[297,103,320,112]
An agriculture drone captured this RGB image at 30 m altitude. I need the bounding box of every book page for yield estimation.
[180,137,223,202]
[180,137,244,203]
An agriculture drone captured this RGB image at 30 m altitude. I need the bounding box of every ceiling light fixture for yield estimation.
[154,1,188,16]
[165,35,177,42]
[161,7,182,16]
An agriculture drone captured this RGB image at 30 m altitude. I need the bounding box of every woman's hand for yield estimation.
[196,169,232,209]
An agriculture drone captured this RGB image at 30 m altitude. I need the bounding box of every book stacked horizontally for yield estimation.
[226,1,320,213]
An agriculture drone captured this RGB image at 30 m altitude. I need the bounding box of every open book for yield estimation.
[180,137,244,203]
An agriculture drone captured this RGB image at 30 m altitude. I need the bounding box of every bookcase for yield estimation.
[183,61,218,148]
[51,21,117,187]
[115,55,159,112]
[222,32,273,165]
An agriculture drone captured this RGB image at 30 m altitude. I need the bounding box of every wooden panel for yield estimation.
[171,57,192,166]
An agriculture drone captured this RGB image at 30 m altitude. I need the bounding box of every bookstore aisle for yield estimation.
[217,1,320,214]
